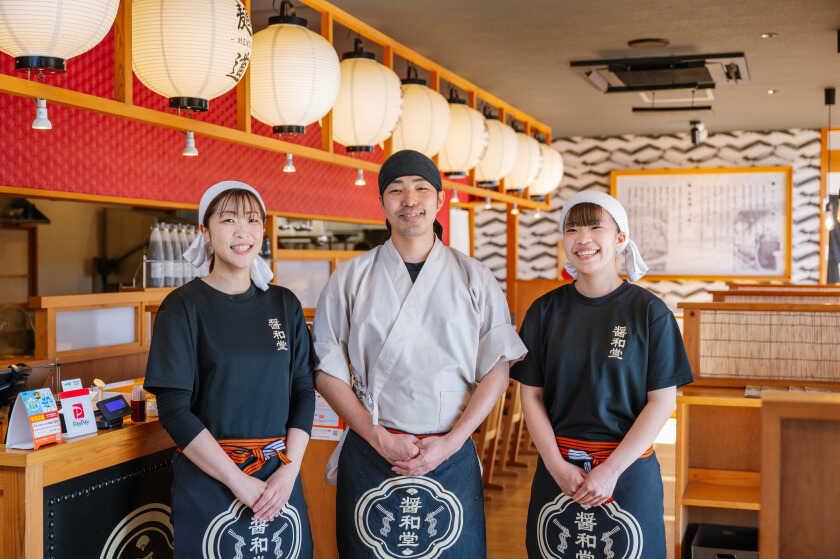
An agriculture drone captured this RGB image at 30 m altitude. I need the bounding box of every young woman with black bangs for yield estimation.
[512,191,693,559]
[145,181,314,558]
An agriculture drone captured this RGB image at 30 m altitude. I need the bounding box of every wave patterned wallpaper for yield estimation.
[475,129,821,308]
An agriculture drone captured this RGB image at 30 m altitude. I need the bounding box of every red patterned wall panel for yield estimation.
[0,31,450,239]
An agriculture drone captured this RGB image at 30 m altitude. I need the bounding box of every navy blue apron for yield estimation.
[336,429,486,558]
[170,446,313,559]
[526,438,665,559]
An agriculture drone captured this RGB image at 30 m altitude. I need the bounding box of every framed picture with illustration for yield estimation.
[610,166,792,280]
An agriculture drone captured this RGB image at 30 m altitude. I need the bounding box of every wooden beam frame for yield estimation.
[299,0,549,137]
[0,185,386,225]
[0,0,552,211]
[113,0,132,104]
[0,73,547,210]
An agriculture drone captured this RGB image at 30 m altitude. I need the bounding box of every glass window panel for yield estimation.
[274,260,331,309]
[56,307,136,351]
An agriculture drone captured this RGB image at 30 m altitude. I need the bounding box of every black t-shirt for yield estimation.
[511,281,693,441]
[144,279,315,447]
[404,260,425,283]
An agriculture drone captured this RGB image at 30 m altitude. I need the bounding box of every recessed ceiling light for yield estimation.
[628,37,670,49]
[760,32,779,39]
[768,89,779,95]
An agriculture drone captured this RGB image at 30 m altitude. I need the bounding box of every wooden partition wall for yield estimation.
[760,391,840,558]
[513,278,567,328]
[675,288,840,557]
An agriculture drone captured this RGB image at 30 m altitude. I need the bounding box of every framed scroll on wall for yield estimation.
[610,166,793,280]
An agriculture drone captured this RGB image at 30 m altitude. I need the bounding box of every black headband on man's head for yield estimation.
[378,150,444,241]
[378,149,442,196]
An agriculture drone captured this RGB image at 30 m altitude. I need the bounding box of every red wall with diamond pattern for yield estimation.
[0,29,449,238]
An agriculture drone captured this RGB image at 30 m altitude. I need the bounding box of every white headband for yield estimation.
[558,190,649,281]
[183,180,274,291]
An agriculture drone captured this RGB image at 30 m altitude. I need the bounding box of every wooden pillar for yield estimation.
[682,309,701,377]
[382,45,394,158]
[430,70,440,166]
[113,0,133,104]
[468,207,476,257]
[498,108,507,192]
[27,226,37,297]
[266,215,278,284]
[820,128,828,284]
[506,204,518,312]
[320,11,334,153]
[467,91,477,189]
[234,0,252,133]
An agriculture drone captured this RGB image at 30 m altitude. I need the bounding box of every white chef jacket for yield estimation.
[312,237,527,435]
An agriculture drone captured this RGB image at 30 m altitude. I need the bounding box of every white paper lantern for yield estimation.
[438,94,487,176]
[332,39,402,151]
[0,0,120,72]
[531,143,564,196]
[391,71,449,157]
[133,0,253,111]
[475,116,518,184]
[505,132,541,190]
[250,6,339,133]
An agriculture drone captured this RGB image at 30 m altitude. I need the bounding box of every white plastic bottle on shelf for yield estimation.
[171,225,185,286]
[197,226,211,278]
[187,225,201,278]
[147,224,165,288]
[161,224,175,287]
[177,225,191,284]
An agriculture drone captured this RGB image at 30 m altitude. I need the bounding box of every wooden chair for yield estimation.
[472,389,507,491]
[494,381,531,478]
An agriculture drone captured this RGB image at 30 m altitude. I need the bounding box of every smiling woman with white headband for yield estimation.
[144,181,314,558]
[511,191,693,559]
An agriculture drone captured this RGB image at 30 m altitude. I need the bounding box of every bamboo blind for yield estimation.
[727,284,840,291]
[721,295,840,304]
[699,310,840,381]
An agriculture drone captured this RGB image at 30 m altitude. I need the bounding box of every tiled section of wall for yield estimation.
[476,129,821,308]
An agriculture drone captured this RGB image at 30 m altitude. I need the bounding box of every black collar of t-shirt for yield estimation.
[403,260,425,283]
[569,280,630,306]
[193,277,258,302]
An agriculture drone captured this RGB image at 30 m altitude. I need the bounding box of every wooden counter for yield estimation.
[0,418,173,559]
[299,439,339,559]
[1,414,340,559]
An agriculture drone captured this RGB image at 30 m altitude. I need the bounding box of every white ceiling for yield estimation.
[252,0,840,138]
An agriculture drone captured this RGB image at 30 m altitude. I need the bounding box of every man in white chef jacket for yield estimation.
[313,149,527,558]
